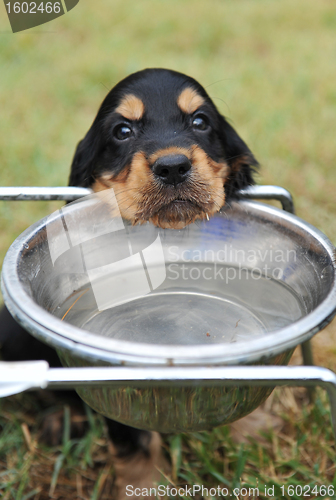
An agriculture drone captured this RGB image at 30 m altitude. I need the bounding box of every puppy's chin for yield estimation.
[147,200,210,229]
[148,200,216,229]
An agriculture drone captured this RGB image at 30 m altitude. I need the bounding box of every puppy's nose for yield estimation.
[152,154,191,185]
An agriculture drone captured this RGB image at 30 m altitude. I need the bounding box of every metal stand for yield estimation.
[0,185,330,433]
[0,184,314,368]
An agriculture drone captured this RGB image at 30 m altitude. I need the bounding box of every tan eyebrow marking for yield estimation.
[177,87,205,114]
[115,94,145,120]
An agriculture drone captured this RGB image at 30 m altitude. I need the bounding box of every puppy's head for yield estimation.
[69,68,258,229]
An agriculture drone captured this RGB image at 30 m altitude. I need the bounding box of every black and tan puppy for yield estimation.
[0,68,258,498]
[69,68,257,228]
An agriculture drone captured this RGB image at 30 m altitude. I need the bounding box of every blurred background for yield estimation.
[0,0,336,498]
[1,0,336,261]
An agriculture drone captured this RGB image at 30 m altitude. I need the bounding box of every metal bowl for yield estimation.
[2,193,336,432]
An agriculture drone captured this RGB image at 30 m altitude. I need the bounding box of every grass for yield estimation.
[0,384,335,499]
[1,0,336,498]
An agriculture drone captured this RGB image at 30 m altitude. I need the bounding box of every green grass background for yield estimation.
[1,0,336,264]
[1,1,336,498]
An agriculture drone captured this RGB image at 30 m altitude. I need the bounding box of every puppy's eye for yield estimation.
[113,124,133,141]
[192,115,209,131]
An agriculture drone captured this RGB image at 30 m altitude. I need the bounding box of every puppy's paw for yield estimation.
[112,431,170,500]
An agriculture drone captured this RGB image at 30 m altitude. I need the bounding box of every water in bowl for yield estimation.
[55,262,305,345]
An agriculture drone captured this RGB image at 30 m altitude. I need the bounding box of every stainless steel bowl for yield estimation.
[2,195,336,432]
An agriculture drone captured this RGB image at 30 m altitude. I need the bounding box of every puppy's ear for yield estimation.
[68,122,103,187]
[220,117,259,200]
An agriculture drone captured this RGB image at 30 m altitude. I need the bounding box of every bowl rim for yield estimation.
[2,200,336,366]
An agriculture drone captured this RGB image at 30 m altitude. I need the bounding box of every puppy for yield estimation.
[0,68,258,498]
[69,68,257,229]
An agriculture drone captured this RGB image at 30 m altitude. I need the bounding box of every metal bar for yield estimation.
[2,362,334,392]
[301,340,314,369]
[300,340,315,399]
[0,186,92,201]
[0,185,294,213]
[45,365,334,387]
[301,341,315,366]
[239,185,295,214]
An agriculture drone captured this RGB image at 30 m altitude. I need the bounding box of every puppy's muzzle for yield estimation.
[152,154,191,186]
